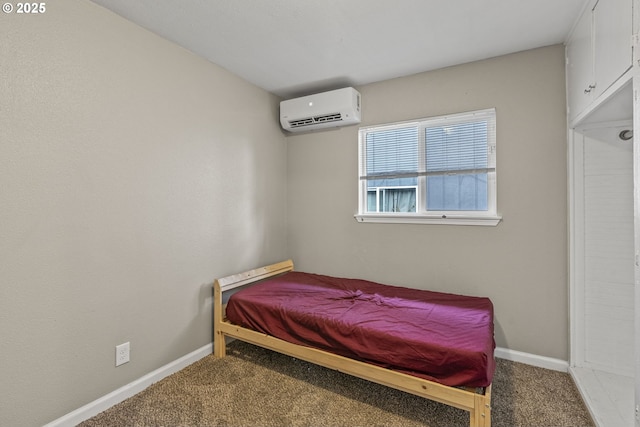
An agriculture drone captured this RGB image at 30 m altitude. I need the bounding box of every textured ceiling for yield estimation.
[88,0,589,98]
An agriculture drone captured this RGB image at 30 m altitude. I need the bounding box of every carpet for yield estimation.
[79,341,594,427]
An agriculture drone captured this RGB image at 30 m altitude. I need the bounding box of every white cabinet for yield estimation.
[593,0,633,97]
[567,8,594,121]
[566,0,633,123]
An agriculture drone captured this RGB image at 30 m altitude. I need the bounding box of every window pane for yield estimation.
[367,190,376,212]
[379,188,417,212]
[366,177,417,213]
[425,120,489,211]
[427,173,488,211]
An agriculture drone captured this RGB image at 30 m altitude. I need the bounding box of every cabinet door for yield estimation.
[567,7,594,121]
[593,0,633,97]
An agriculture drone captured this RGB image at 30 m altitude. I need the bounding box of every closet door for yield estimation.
[583,125,634,375]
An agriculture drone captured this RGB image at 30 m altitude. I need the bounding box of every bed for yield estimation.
[213,260,494,427]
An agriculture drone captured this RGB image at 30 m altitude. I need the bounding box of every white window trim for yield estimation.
[354,213,502,226]
[356,108,502,226]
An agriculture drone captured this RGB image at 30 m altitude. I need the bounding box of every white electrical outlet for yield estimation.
[115,342,130,367]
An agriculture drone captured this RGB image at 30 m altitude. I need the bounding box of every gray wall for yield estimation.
[0,1,287,426]
[287,45,568,361]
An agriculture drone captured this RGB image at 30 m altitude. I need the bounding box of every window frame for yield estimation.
[355,108,502,226]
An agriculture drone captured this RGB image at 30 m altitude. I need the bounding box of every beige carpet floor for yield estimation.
[79,341,594,427]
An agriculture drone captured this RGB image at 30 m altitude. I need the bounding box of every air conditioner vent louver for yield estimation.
[280,87,361,132]
[289,113,342,128]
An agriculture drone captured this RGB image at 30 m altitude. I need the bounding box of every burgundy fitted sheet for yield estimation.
[225,271,495,387]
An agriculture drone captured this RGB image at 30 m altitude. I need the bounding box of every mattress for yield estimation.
[225,271,495,387]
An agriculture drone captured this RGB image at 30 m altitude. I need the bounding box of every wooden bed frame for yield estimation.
[213,259,492,427]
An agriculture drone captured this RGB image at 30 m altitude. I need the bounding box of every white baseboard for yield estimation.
[495,346,569,372]
[44,343,566,426]
[43,343,213,427]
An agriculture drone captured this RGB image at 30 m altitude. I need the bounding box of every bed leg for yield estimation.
[470,386,491,427]
[214,332,226,358]
[213,280,226,358]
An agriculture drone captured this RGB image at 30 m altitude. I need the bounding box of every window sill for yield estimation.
[354,213,502,226]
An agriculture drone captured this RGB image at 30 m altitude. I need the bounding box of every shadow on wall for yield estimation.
[493,318,506,352]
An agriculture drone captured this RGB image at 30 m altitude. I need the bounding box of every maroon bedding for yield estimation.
[225,271,495,387]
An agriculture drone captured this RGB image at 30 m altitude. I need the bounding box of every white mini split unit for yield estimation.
[280,87,361,133]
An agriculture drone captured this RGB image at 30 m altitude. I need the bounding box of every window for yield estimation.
[356,109,501,225]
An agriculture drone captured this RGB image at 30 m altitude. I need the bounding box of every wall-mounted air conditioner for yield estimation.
[280,87,361,133]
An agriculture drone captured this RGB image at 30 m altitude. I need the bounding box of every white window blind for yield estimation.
[365,126,418,179]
